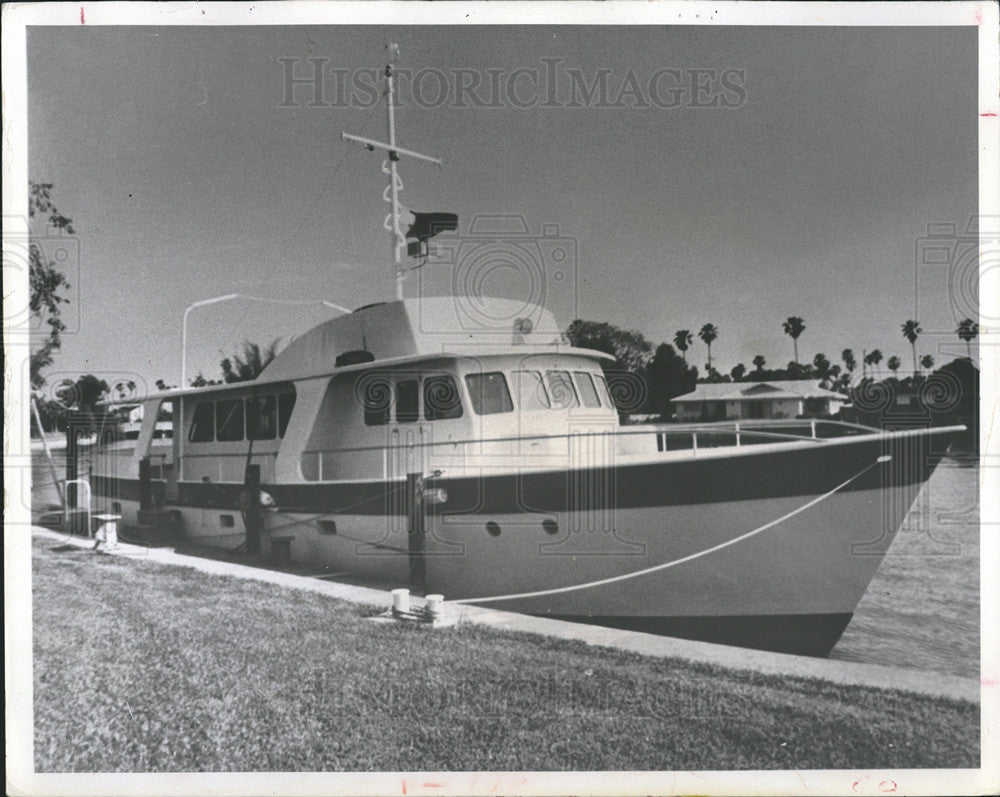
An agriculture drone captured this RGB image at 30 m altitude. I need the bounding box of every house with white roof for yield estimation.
[672,380,847,422]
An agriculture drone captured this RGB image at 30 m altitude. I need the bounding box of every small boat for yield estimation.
[88,47,962,657]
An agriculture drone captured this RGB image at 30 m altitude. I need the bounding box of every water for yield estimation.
[831,456,980,679]
[30,448,980,679]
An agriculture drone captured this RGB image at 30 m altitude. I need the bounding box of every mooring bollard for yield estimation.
[391,588,410,617]
[424,594,444,622]
[93,514,121,551]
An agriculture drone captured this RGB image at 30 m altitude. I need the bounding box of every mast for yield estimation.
[342,43,442,301]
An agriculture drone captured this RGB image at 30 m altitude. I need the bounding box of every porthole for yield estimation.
[319,520,338,535]
[219,514,235,528]
[486,521,501,537]
[542,519,559,536]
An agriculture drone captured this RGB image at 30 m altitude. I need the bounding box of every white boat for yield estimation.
[88,47,962,656]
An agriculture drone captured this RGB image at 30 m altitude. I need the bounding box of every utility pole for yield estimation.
[342,43,442,301]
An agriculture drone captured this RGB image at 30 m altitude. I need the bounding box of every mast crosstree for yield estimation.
[341,43,442,301]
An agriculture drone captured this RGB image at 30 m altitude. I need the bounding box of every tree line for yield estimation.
[27,181,981,430]
[564,315,979,416]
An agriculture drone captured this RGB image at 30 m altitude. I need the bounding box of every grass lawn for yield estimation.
[31,536,979,772]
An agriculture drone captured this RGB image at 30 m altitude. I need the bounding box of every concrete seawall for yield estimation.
[32,526,979,704]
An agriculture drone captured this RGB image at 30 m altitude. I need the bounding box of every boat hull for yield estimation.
[91,427,950,656]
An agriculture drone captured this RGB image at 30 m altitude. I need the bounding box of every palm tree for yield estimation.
[902,320,922,376]
[673,330,693,363]
[956,318,978,360]
[781,316,806,366]
[887,355,901,377]
[920,354,934,374]
[698,324,718,372]
[841,348,856,377]
[221,338,282,383]
[812,353,831,384]
[864,349,883,378]
[752,354,766,374]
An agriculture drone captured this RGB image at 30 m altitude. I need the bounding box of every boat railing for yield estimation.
[299,419,881,481]
[645,418,875,453]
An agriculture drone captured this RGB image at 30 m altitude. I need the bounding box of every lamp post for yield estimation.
[178,293,237,482]
[180,293,239,388]
[319,301,352,315]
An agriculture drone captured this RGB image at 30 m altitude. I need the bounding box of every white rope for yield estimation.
[456,457,884,605]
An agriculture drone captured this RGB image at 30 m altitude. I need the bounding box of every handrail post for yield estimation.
[735,421,741,447]
[692,431,698,454]
[811,419,817,439]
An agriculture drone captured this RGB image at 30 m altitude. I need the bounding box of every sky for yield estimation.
[26,24,979,391]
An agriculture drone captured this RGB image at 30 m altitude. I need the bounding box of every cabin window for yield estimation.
[593,374,616,409]
[362,375,392,426]
[573,372,602,408]
[465,372,514,415]
[545,370,580,409]
[424,375,463,421]
[215,399,245,442]
[395,379,420,424]
[189,402,215,442]
[278,392,296,437]
[247,395,277,440]
[512,370,550,410]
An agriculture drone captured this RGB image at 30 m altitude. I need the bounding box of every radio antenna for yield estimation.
[342,43,443,301]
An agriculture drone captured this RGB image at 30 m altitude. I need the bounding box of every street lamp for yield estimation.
[180,293,239,388]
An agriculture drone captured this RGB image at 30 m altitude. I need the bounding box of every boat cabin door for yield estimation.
[387,375,430,481]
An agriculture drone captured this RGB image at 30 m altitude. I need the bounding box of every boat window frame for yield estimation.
[395,378,421,424]
[544,369,581,410]
[277,392,296,437]
[511,369,551,410]
[361,373,393,427]
[572,371,603,408]
[423,374,464,421]
[246,394,278,441]
[464,371,514,416]
[593,373,616,410]
[215,398,245,442]
[188,401,215,443]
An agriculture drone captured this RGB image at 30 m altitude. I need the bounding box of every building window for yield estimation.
[189,402,215,442]
[545,370,580,409]
[512,370,550,410]
[465,372,514,415]
[424,376,463,421]
[215,399,245,442]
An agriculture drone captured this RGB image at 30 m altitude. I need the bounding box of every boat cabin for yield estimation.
[114,297,621,488]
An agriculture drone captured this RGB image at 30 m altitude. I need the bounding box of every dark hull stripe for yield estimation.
[93,432,943,516]
[548,613,855,657]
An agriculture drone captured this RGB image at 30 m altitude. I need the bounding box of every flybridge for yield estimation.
[260,296,593,384]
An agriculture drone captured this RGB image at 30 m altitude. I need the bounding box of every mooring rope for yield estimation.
[455,456,888,605]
